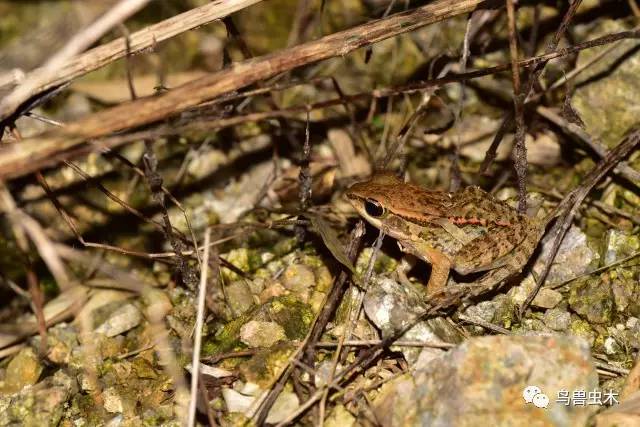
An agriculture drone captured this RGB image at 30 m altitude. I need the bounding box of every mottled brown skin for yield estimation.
[345,173,542,297]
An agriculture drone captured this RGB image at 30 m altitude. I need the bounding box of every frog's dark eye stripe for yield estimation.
[364,199,385,217]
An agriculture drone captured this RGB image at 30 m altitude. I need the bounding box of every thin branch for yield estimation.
[536,105,640,184]
[519,128,640,316]
[4,26,639,181]
[296,109,312,242]
[506,0,528,213]
[188,228,211,427]
[0,0,265,120]
[254,222,365,425]
[0,0,497,180]
[481,0,584,173]
[0,0,151,120]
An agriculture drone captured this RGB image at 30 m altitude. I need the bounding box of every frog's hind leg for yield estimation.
[458,231,540,296]
[452,221,529,275]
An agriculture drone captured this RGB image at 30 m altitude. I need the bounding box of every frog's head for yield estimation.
[344,172,404,230]
[345,172,451,240]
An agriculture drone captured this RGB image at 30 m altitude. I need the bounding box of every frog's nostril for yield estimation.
[365,199,385,217]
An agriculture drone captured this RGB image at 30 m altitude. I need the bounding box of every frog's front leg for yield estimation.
[397,240,452,297]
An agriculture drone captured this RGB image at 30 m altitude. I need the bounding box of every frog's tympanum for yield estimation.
[346,173,542,297]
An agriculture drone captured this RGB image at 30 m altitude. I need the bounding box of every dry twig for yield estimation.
[188,228,212,427]
[519,128,640,316]
[0,0,497,180]
[0,0,151,120]
[0,0,265,121]
[505,0,528,213]
[4,26,640,182]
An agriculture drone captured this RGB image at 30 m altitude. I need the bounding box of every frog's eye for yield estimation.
[364,199,385,217]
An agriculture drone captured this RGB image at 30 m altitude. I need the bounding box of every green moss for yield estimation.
[203,295,313,357]
[132,358,158,379]
[203,319,248,357]
[493,296,516,329]
[69,393,98,418]
[569,318,596,344]
[266,295,314,340]
[222,248,252,282]
[568,277,613,324]
[239,342,295,387]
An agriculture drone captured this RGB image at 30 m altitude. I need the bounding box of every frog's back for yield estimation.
[450,186,525,227]
[449,186,541,274]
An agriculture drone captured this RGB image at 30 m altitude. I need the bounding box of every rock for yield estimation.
[259,282,287,302]
[533,288,564,309]
[239,343,296,387]
[1,347,43,394]
[266,389,299,424]
[464,295,516,330]
[222,384,299,423]
[544,309,571,331]
[533,225,598,285]
[77,290,131,330]
[314,360,342,387]
[325,404,356,427]
[45,323,78,364]
[573,19,640,147]
[0,370,73,425]
[464,301,498,324]
[206,296,312,358]
[240,320,286,348]
[569,318,597,346]
[604,336,622,355]
[373,335,598,427]
[246,277,267,295]
[94,304,142,337]
[142,288,172,321]
[624,319,640,350]
[527,131,562,167]
[509,277,564,309]
[207,162,274,223]
[569,277,614,324]
[281,264,315,302]
[363,276,462,363]
[195,363,233,379]
[226,280,255,316]
[222,387,255,414]
[611,274,640,317]
[604,230,639,264]
[52,370,77,395]
[103,387,124,413]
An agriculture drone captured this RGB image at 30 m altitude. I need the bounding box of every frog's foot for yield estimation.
[395,256,416,288]
[396,240,409,255]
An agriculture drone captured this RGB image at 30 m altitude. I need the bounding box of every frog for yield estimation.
[345,172,543,297]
